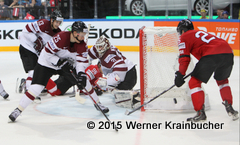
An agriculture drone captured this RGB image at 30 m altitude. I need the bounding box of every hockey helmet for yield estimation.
[95,35,111,57]
[71,21,88,34]
[176,19,194,35]
[50,9,63,22]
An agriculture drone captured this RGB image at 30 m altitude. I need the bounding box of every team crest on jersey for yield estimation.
[178,42,186,49]
[104,54,116,63]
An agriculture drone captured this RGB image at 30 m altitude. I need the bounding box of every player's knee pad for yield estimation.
[107,74,121,88]
[188,77,202,89]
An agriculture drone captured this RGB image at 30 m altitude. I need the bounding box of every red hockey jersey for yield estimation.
[85,65,103,87]
[178,30,233,75]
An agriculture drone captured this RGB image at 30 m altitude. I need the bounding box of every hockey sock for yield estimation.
[19,84,45,110]
[18,94,34,111]
[189,77,205,111]
[26,70,34,90]
[216,79,233,105]
[0,80,4,93]
[45,79,62,96]
[85,80,99,103]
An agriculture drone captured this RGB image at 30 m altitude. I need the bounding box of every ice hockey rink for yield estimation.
[0,51,239,145]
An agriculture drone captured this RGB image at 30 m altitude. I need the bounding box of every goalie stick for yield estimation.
[125,73,192,116]
[69,69,118,132]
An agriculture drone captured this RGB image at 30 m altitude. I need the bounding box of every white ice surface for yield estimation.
[0,52,239,145]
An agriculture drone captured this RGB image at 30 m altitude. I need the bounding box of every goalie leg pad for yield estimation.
[114,90,140,109]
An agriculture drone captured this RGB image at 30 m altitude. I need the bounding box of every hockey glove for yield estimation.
[76,72,87,90]
[56,59,68,67]
[94,87,103,96]
[34,36,44,55]
[174,71,185,87]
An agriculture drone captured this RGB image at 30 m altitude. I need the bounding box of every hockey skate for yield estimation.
[39,88,48,96]
[222,100,239,121]
[94,102,109,113]
[187,105,207,122]
[0,90,9,99]
[33,97,41,104]
[16,78,26,93]
[9,108,22,122]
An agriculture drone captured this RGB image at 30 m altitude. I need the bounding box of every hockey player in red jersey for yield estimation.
[88,35,137,91]
[9,21,109,122]
[46,61,103,96]
[82,61,103,95]
[17,9,63,92]
[174,19,238,122]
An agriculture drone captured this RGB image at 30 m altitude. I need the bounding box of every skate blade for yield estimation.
[228,113,239,121]
[33,99,41,104]
[8,119,16,123]
[232,115,239,121]
[125,110,130,115]
[3,98,10,101]
[186,117,207,122]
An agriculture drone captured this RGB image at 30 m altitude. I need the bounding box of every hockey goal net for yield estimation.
[139,26,210,112]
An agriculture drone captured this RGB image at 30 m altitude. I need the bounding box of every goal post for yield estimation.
[139,26,210,112]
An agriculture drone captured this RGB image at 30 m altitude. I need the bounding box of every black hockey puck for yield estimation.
[173,98,177,104]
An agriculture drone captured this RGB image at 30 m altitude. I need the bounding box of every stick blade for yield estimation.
[125,110,130,116]
[75,92,86,104]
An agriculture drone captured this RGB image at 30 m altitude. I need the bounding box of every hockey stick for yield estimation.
[69,85,87,104]
[125,73,192,116]
[85,24,91,45]
[69,69,118,132]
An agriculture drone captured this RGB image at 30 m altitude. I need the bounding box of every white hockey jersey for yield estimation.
[88,45,135,87]
[38,31,89,73]
[19,19,61,55]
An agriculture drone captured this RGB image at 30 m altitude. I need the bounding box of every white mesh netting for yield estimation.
[140,26,199,111]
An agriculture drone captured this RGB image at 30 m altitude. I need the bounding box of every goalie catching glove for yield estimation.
[174,71,185,87]
[34,36,44,54]
[76,72,87,90]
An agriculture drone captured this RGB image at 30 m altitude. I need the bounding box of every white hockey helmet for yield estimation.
[95,35,111,57]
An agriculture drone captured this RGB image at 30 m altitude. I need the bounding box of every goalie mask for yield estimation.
[95,36,111,57]
[177,19,194,35]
